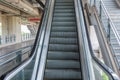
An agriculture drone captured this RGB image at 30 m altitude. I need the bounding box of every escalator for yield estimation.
[3,0,120,80]
[44,0,81,80]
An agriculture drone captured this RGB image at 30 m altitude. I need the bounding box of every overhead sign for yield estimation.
[29,18,40,22]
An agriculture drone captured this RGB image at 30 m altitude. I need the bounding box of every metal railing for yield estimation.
[21,33,36,41]
[0,33,36,45]
[89,0,120,70]
[0,34,16,45]
[94,0,120,44]
[0,45,33,77]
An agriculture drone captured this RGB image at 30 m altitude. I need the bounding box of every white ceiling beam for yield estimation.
[0,4,20,15]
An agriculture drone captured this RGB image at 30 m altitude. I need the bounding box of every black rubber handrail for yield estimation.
[36,0,45,8]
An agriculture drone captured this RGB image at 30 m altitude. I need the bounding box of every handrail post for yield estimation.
[94,0,96,6]
[99,1,102,19]
[107,19,111,41]
[90,0,93,6]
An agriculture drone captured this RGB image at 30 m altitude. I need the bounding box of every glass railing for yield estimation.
[92,58,118,80]
[0,45,33,77]
[6,58,35,80]
[88,0,120,73]
[3,0,50,80]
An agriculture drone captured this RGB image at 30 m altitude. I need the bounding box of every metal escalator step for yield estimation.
[55,8,74,10]
[54,9,74,13]
[48,51,79,60]
[49,44,78,52]
[44,0,82,79]
[52,25,76,28]
[114,49,120,53]
[45,69,81,80]
[51,32,77,38]
[54,13,75,17]
[111,44,119,47]
[113,47,120,50]
[51,27,76,32]
[53,17,75,21]
[56,0,73,3]
[55,6,74,9]
[45,79,80,80]
[52,22,76,26]
[110,39,117,42]
[46,60,80,69]
[115,53,120,56]
[54,8,74,11]
[55,3,73,6]
[111,41,119,45]
[50,38,77,44]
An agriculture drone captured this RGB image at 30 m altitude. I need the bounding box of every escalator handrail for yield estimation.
[36,0,45,9]
[86,25,120,80]
[31,0,52,79]
[79,0,120,79]
[3,0,49,80]
[88,4,120,80]
[75,0,95,80]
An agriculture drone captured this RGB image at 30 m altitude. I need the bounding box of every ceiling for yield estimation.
[0,0,45,17]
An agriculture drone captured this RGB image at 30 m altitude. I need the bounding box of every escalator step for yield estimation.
[55,6,74,9]
[46,60,80,69]
[53,17,75,21]
[48,51,79,60]
[54,9,74,13]
[44,0,81,80]
[49,44,78,52]
[56,0,73,3]
[54,13,75,17]
[52,25,76,28]
[51,27,76,32]
[52,22,76,26]
[55,3,74,6]
[45,69,81,80]
[50,37,77,44]
[51,32,77,38]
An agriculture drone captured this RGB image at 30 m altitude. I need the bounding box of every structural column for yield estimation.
[8,16,21,43]
[2,15,8,36]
